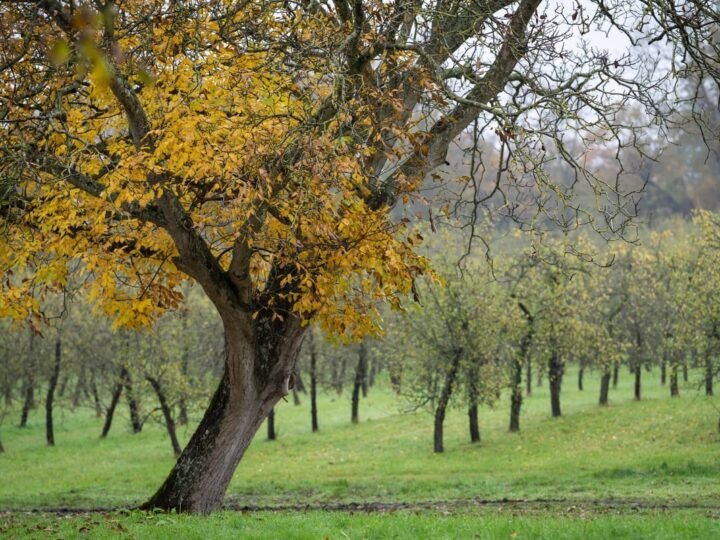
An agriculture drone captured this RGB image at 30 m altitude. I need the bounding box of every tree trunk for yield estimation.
[467,366,480,443]
[661,360,667,385]
[612,362,619,388]
[267,407,276,440]
[351,343,367,424]
[578,366,584,391]
[509,357,523,433]
[706,355,714,397]
[45,339,61,447]
[309,333,319,432]
[101,374,124,438]
[634,363,641,401]
[292,388,301,406]
[19,376,34,428]
[141,318,304,514]
[599,367,610,406]
[72,366,87,408]
[670,364,679,397]
[0,436,4,453]
[525,357,532,396]
[682,362,688,382]
[147,376,182,457]
[293,366,306,394]
[90,373,102,418]
[433,353,462,453]
[178,310,190,426]
[548,354,563,418]
[368,355,377,387]
[121,366,143,433]
[58,376,68,398]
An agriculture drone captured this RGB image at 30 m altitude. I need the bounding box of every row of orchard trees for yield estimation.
[369,214,720,452]
[2,216,720,455]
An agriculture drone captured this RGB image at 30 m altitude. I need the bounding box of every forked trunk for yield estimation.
[142,319,304,514]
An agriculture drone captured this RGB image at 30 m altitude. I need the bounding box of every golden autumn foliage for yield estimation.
[0,1,430,336]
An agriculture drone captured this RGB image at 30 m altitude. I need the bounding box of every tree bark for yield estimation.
[147,376,182,457]
[45,339,61,447]
[267,407,276,440]
[434,352,462,453]
[599,367,611,406]
[634,363,641,401]
[467,365,480,443]
[309,333,319,432]
[706,355,714,397]
[612,362,619,388]
[548,354,563,418]
[101,373,124,438]
[90,372,102,418]
[121,366,143,433]
[19,376,34,428]
[670,364,679,397]
[578,366,584,391]
[351,343,367,424]
[509,358,523,432]
[141,317,304,514]
[661,360,667,385]
[525,357,532,396]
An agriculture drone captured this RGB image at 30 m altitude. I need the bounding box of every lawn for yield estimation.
[0,367,718,537]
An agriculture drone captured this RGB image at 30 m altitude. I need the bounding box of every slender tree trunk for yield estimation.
[19,376,34,428]
[178,311,190,426]
[101,374,124,438]
[578,366,584,391]
[121,367,143,433]
[706,355,714,397]
[309,333,319,432]
[292,388,301,406]
[294,367,306,394]
[467,366,480,443]
[46,339,61,447]
[147,376,182,457]
[58,375,68,398]
[661,360,667,385]
[434,352,462,453]
[267,407,276,440]
[599,368,611,406]
[509,357,523,433]
[525,357,532,396]
[612,362,619,388]
[548,354,563,418]
[368,355,377,387]
[141,318,305,514]
[670,364,679,397]
[351,343,367,424]
[2,383,11,407]
[634,363,641,401]
[90,373,102,418]
[72,366,87,408]
[0,436,4,453]
[682,362,688,382]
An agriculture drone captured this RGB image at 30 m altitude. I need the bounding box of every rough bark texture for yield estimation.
[101,374,124,438]
[433,352,462,453]
[141,318,304,514]
[45,339,61,447]
[147,376,182,457]
[351,343,367,424]
[548,354,563,418]
[599,369,611,406]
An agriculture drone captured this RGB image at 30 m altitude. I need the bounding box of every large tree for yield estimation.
[1,0,718,513]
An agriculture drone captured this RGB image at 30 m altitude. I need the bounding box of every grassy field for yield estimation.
[0,367,718,537]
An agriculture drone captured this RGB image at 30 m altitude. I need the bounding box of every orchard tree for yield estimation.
[2,0,720,513]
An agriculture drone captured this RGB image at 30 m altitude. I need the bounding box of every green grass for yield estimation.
[0,367,718,536]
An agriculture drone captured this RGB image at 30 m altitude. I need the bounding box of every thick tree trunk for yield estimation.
[267,408,276,440]
[121,367,143,433]
[706,355,714,397]
[599,368,610,406]
[46,339,61,447]
[612,362,619,388]
[147,376,182,457]
[670,364,679,397]
[634,364,641,401]
[433,352,462,453]
[309,333,319,432]
[548,354,563,418]
[351,343,367,424]
[509,358,523,433]
[101,374,124,438]
[141,319,304,514]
